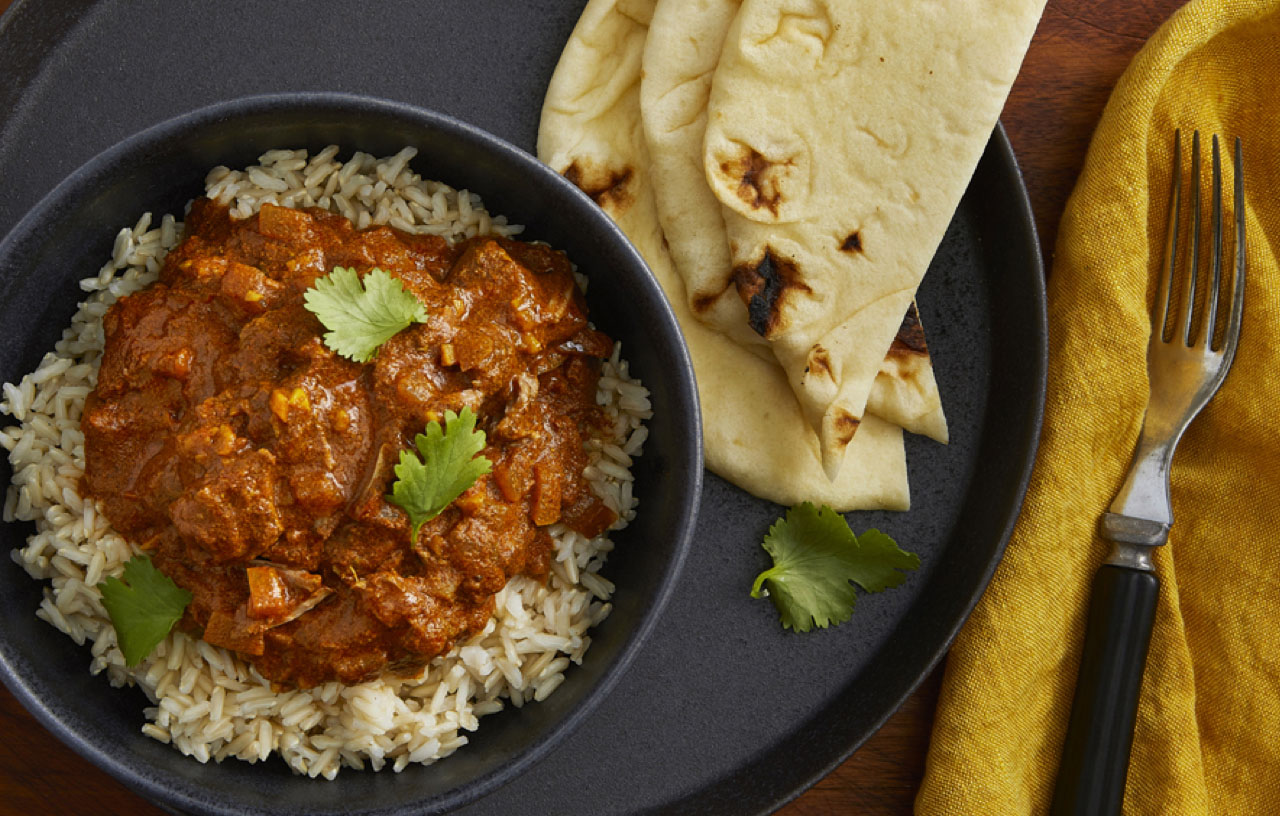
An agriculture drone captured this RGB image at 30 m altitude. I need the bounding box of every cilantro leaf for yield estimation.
[387,407,493,544]
[846,528,922,592]
[750,503,920,632]
[97,555,192,666]
[302,266,428,362]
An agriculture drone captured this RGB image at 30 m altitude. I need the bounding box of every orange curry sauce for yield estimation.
[82,199,617,688]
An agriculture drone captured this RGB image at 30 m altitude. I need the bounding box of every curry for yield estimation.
[81,199,617,689]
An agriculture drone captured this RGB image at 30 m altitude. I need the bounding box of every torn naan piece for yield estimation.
[639,0,947,443]
[538,0,909,510]
[702,0,1043,473]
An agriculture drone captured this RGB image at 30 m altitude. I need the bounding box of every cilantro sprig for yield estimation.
[97,555,193,666]
[303,266,428,362]
[387,408,493,544]
[750,503,919,632]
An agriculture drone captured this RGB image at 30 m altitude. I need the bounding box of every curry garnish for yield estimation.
[303,266,428,362]
[98,555,193,666]
[387,407,494,546]
[750,503,919,632]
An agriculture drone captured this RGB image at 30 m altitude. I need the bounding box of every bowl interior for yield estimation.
[0,93,700,816]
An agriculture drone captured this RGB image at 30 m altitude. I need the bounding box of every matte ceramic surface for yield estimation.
[0,2,1047,814]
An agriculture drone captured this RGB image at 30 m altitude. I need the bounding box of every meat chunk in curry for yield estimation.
[82,198,618,688]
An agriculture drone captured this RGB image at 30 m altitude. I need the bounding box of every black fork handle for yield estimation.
[1050,565,1159,816]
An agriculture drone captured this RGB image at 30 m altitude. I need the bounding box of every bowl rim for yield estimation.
[0,91,703,815]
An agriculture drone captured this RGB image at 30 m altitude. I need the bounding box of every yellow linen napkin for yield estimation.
[917,1,1280,813]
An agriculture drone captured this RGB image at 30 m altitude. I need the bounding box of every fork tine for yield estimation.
[1201,134,1223,348]
[1181,131,1202,345]
[1156,130,1181,339]
[1222,137,1246,360]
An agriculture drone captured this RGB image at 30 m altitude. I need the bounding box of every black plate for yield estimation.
[0,1,1047,814]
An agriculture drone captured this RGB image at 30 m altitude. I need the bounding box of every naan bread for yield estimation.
[868,302,946,442]
[637,0,767,356]
[702,0,1043,474]
[538,0,909,510]
[639,0,948,443]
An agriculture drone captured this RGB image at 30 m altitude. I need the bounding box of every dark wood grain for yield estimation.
[0,1,1186,814]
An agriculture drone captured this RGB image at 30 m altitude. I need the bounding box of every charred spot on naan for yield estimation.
[732,247,811,337]
[832,409,860,446]
[840,231,863,254]
[563,159,635,214]
[717,143,790,218]
[691,289,723,314]
[804,344,833,380]
[888,301,929,357]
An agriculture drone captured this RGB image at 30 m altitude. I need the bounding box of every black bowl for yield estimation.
[0,93,702,815]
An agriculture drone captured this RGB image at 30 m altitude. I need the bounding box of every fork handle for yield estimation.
[1050,565,1159,816]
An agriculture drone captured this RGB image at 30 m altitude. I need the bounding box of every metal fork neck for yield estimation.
[1100,512,1169,572]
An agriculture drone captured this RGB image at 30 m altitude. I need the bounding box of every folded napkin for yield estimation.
[917,1,1280,813]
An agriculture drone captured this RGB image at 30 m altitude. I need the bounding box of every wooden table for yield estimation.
[0,1,1185,813]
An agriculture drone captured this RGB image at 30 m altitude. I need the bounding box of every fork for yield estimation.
[1050,131,1246,816]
